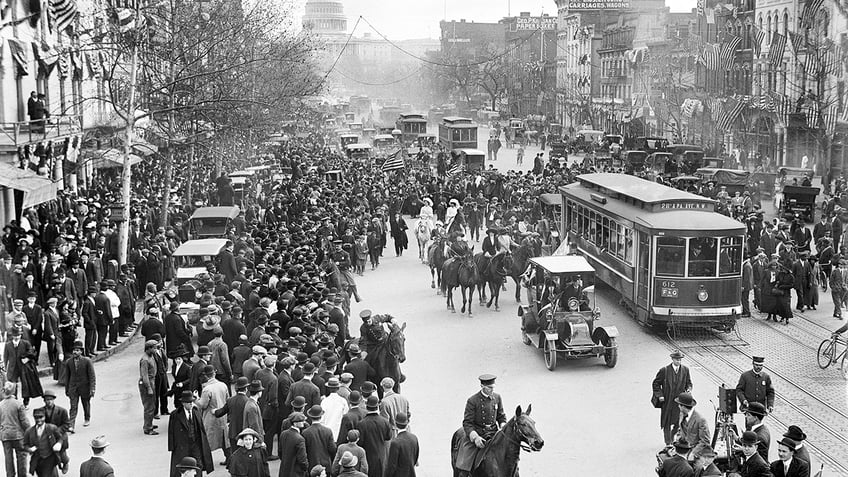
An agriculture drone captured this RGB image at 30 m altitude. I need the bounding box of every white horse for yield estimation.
[415,219,433,263]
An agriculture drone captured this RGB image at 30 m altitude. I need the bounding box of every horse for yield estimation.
[441,249,479,315]
[367,229,382,270]
[448,208,467,237]
[507,243,533,303]
[450,404,544,477]
[474,252,513,311]
[322,259,357,311]
[428,238,447,293]
[414,219,432,263]
[363,319,407,394]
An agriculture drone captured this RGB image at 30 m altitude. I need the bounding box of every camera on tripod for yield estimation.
[718,384,737,414]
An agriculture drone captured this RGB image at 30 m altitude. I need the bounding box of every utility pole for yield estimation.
[118,6,141,266]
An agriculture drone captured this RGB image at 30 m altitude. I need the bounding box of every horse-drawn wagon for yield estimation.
[518,255,618,370]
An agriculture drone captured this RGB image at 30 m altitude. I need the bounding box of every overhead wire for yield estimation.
[331,64,428,86]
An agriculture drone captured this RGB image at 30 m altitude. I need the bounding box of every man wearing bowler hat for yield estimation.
[656,437,694,477]
[736,356,775,414]
[242,380,265,443]
[174,456,202,477]
[79,435,113,477]
[732,430,771,477]
[673,392,711,457]
[769,436,809,477]
[743,402,771,462]
[22,408,63,477]
[168,391,213,477]
[213,376,250,466]
[303,404,336,471]
[456,374,507,474]
[652,350,693,444]
[781,425,809,464]
[691,446,722,477]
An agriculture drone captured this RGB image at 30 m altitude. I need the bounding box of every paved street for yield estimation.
[33,145,845,476]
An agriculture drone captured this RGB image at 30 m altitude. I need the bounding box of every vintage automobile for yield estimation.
[622,150,648,173]
[189,206,240,239]
[695,168,750,196]
[345,143,373,161]
[173,238,228,287]
[518,255,619,370]
[782,185,820,222]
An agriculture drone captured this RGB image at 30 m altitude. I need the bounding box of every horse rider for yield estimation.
[358,309,385,355]
[479,228,501,277]
[455,374,507,475]
[431,221,446,242]
[331,239,361,303]
[419,197,434,226]
[446,199,460,230]
[445,231,469,260]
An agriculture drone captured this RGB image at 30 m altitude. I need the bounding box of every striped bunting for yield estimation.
[768,32,786,68]
[49,0,78,35]
[752,27,766,56]
[380,150,404,172]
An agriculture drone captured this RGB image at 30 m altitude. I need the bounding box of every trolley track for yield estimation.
[657,333,848,476]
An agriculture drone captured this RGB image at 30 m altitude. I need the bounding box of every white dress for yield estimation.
[418,205,434,226]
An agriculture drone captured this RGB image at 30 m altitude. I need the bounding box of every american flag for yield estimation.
[701,43,720,70]
[805,100,820,128]
[823,104,838,135]
[446,163,464,177]
[801,0,824,29]
[805,54,820,78]
[768,32,787,69]
[720,35,741,70]
[773,93,790,126]
[752,27,766,56]
[380,150,405,172]
[716,97,745,131]
[49,0,78,34]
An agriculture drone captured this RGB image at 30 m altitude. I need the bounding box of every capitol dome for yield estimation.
[302,0,348,36]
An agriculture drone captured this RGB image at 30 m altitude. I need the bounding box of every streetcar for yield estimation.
[339,133,359,150]
[396,113,428,145]
[560,173,744,331]
[438,116,478,151]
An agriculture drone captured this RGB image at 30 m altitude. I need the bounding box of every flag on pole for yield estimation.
[823,104,838,135]
[720,35,741,70]
[716,97,745,130]
[801,0,824,29]
[380,150,404,172]
[768,32,787,68]
[49,0,78,35]
[446,163,464,177]
[752,27,766,56]
[7,39,30,75]
[700,43,720,69]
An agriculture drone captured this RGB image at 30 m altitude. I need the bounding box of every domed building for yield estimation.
[302,0,348,38]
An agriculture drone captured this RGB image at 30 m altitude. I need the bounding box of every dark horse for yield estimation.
[363,319,407,394]
[506,243,533,303]
[442,250,479,315]
[450,404,544,477]
[474,252,513,311]
[428,238,447,293]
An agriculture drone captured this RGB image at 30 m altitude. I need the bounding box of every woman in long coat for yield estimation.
[228,428,270,477]
[774,259,795,324]
[758,261,779,321]
[390,214,408,257]
[196,369,229,455]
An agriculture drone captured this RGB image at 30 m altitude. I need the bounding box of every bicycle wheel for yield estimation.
[817,339,835,369]
[840,351,848,379]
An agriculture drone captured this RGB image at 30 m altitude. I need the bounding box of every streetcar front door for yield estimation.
[636,233,651,323]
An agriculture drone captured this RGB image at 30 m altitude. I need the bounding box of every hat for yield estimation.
[73,340,84,350]
[289,411,307,423]
[238,427,261,440]
[340,451,359,468]
[87,286,98,294]
[347,429,360,442]
[360,381,376,394]
[395,412,409,427]
[202,365,215,377]
[291,395,307,411]
[478,374,497,386]
[197,345,211,356]
[326,377,340,389]
[90,436,110,449]
[33,408,46,418]
[248,380,264,393]
[669,350,684,359]
[672,437,692,451]
[179,391,196,403]
[348,391,362,405]
[737,430,759,446]
[307,404,324,419]
[340,372,353,383]
[783,425,807,442]
[674,392,696,407]
[43,389,57,399]
[252,345,267,355]
[296,352,308,364]
[347,343,361,356]
[175,457,202,470]
[778,437,798,452]
[359,309,372,320]
[365,395,380,411]
[144,339,159,350]
[310,466,326,477]
[302,362,316,374]
[752,356,765,364]
[46,297,58,305]
[234,377,250,390]
[380,377,395,389]
[745,402,768,417]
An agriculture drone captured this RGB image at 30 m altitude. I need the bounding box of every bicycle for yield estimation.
[817,334,848,378]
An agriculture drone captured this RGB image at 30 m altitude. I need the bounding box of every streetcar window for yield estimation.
[688,237,717,277]
[610,221,619,257]
[602,217,611,251]
[656,236,686,277]
[719,236,743,276]
[624,229,633,262]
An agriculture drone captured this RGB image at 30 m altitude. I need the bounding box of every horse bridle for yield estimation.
[506,418,541,452]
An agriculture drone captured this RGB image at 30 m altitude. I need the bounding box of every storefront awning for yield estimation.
[86,148,143,169]
[0,162,62,208]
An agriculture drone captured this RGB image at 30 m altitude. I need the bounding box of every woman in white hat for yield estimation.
[228,428,270,477]
[418,198,434,227]
[445,199,460,231]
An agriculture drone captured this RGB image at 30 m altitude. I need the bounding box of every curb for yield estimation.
[37,311,146,378]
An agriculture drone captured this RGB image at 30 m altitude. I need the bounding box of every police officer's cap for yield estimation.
[478,374,497,386]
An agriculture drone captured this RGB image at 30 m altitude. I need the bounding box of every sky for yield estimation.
[295,0,697,40]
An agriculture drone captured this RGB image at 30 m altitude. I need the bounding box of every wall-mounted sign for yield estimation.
[567,0,631,11]
[514,16,557,31]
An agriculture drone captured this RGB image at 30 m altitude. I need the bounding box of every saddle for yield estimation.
[454,428,497,473]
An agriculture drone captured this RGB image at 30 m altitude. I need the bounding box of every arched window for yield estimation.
[783,10,789,36]
[766,15,772,36]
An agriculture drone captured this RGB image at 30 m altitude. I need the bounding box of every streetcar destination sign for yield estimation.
[658,202,712,210]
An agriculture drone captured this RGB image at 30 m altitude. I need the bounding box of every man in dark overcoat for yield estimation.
[62,341,95,431]
[356,395,392,477]
[213,376,250,454]
[168,391,213,477]
[736,356,775,414]
[165,302,194,359]
[278,412,309,477]
[384,412,418,477]
[652,350,693,444]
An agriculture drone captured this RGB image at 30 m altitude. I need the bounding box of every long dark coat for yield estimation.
[356,413,392,477]
[277,428,308,477]
[758,267,778,315]
[651,364,692,429]
[385,430,419,477]
[390,217,408,249]
[167,408,214,477]
[774,265,795,319]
